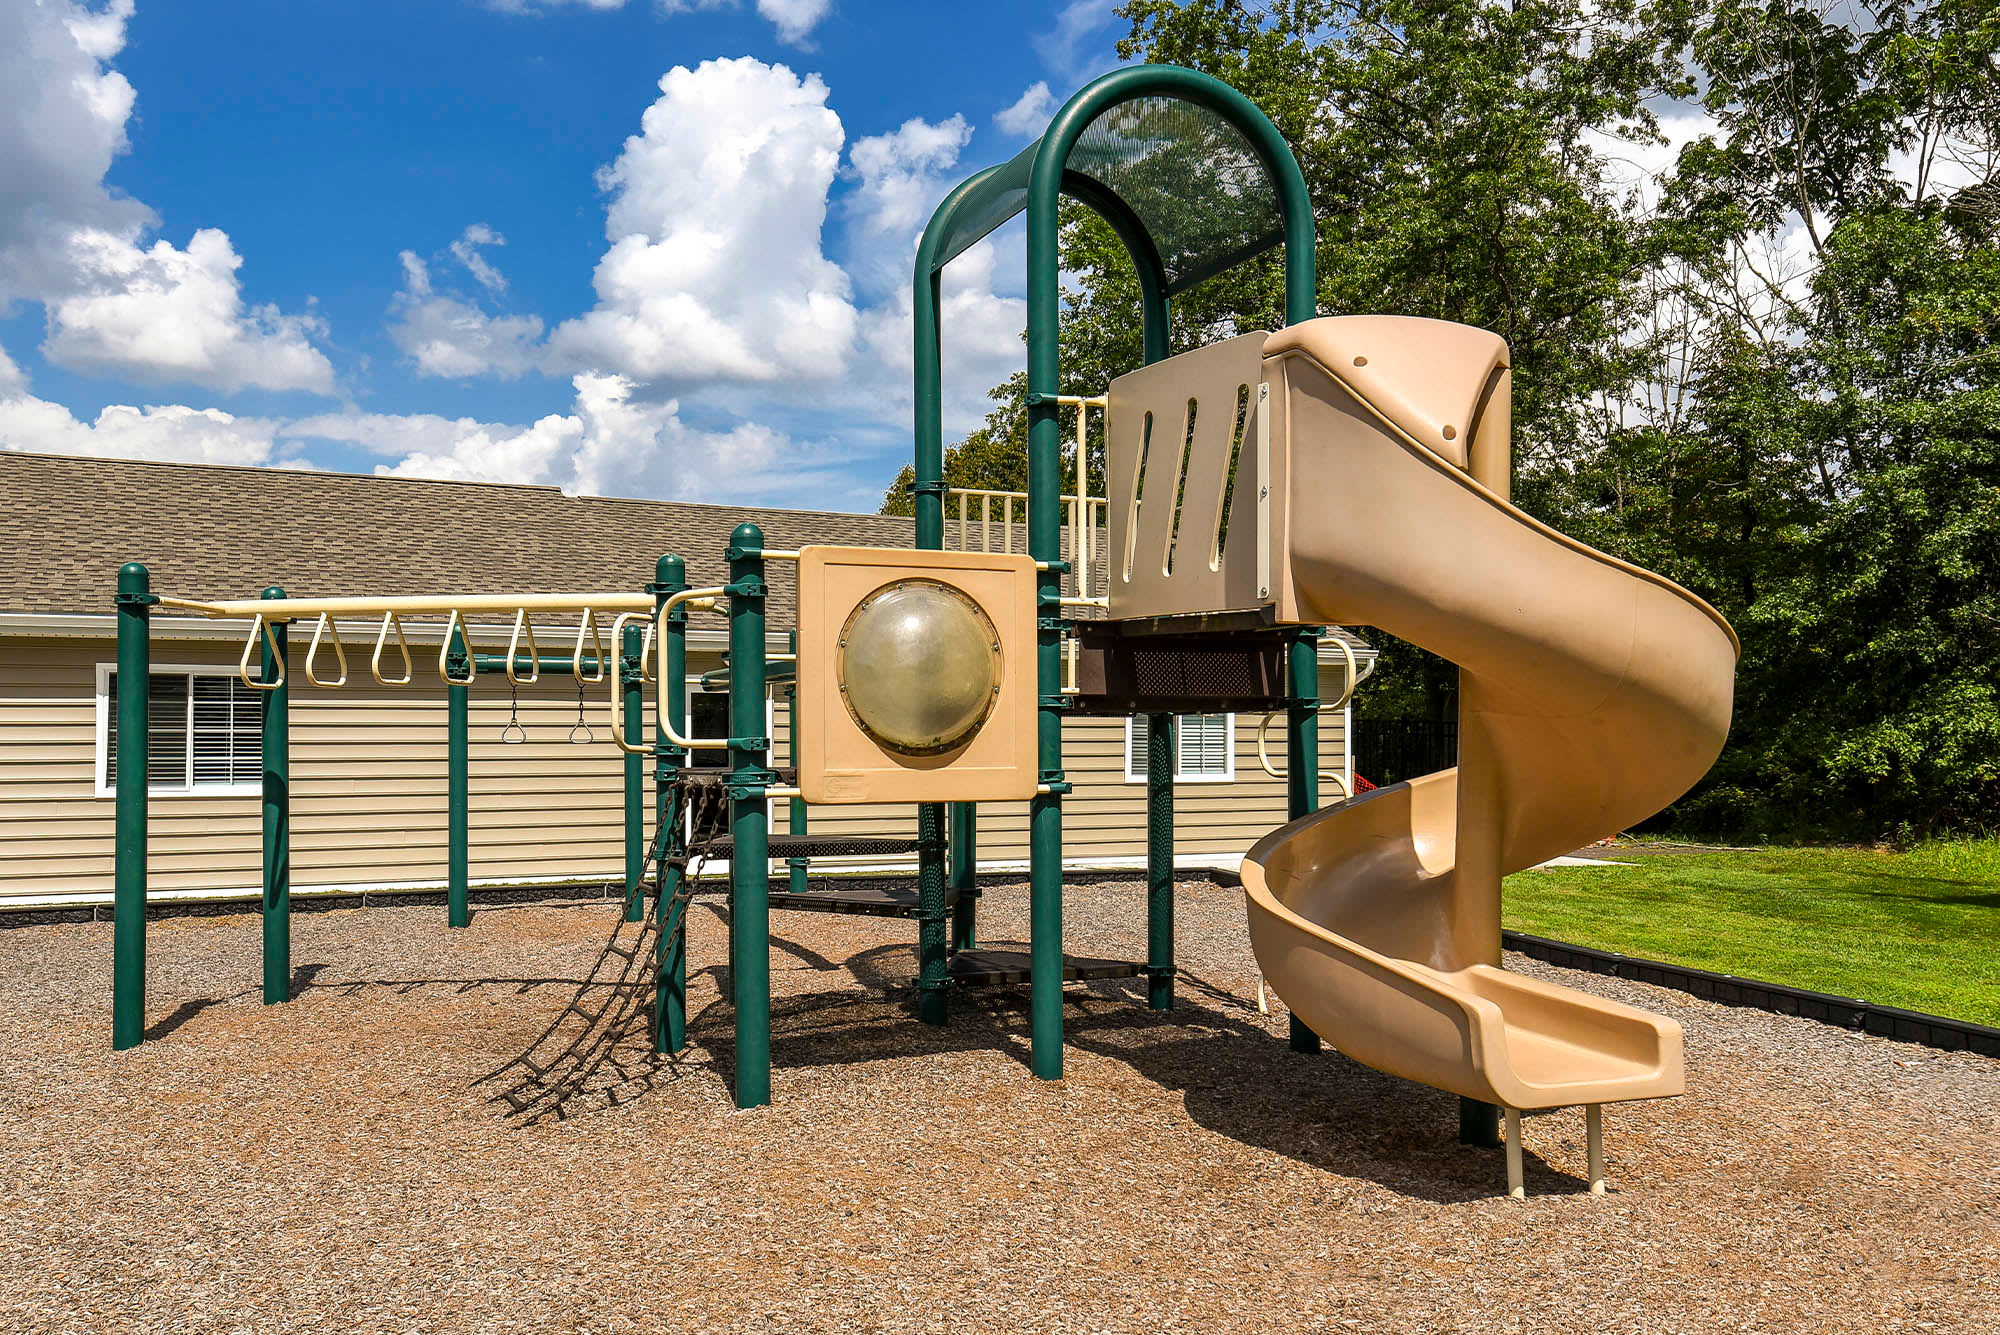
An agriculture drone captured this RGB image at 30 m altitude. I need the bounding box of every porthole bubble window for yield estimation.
[835,578,1002,757]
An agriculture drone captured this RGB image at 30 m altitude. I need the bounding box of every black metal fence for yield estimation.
[1353,717,1458,786]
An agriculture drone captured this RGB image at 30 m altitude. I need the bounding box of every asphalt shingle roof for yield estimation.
[0,451,915,626]
[0,451,1370,654]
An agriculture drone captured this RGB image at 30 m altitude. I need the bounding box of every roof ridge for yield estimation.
[0,448,571,497]
[1,448,909,522]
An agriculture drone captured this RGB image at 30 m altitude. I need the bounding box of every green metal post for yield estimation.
[260,588,291,1004]
[727,525,772,1108]
[655,555,688,1055]
[447,625,470,928]
[1146,712,1174,1009]
[112,563,152,1050]
[785,631,807,897]
[948,802,977,951]
[1025,145,1070,1086]
[1287,630,1323,1052]
[907,274,953,1026]
[622,624,646,923]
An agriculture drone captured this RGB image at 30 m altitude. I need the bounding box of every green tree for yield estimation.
[889,0,1701,725]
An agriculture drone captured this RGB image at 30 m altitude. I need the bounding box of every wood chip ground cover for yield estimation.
[1,878,1995,1334]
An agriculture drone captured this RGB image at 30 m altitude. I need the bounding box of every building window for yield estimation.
[682,680,773,769]
[98,668,264,795]
[1124,713,1235,783]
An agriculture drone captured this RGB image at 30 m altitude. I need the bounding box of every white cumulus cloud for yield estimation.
[44,227,333,394]
[389,244,545,379]
[352,372,855,506]
[507,0,829,44]
[544,57,857,386]
[755,0,831,45]
[995,82,1054,137]
[0,0,334,395]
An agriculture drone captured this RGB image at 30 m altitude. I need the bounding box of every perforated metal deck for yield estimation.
[947,949,1144,986]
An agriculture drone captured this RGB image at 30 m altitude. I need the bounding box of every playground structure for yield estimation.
[104,64,1736,1196]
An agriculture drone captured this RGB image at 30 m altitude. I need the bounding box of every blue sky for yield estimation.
[0,0,1128,511]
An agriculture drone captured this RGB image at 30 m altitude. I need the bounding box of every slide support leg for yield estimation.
[1586,1104,1606,1195]
[1505,1108,1525,1199]
[1285,629,1321,1052]
[948,801,977,950]
[786,634,808,898]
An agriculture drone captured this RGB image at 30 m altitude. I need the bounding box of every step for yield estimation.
[710,834,923,859]
[765,883,962,919]
[947,949,1144,987]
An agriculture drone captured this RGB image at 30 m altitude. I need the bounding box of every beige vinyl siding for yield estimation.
[0,634,1351,904]
[0,634,655,902]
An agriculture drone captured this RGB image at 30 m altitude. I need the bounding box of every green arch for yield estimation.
[906,64,1318,1081]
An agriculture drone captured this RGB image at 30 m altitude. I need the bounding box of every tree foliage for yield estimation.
[882,0,2000,840]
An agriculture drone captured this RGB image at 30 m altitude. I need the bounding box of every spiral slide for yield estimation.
[1241,317,1739,1193]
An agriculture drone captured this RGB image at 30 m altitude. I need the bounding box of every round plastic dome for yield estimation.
[837,579,1002,756]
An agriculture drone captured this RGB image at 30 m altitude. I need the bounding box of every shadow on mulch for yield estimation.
[196,908,1580,1201]
[143,962,331,1041]
[723,937,1588,1204]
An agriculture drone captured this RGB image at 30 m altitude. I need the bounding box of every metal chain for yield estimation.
[500,678,527,744]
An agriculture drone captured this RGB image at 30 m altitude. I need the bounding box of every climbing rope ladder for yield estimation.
[483,780,730,1123]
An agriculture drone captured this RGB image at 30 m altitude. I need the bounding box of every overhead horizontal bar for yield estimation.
[154,592,657,621]
[472,653,612,675]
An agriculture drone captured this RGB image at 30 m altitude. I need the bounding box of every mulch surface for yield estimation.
[2,877,1996,1334]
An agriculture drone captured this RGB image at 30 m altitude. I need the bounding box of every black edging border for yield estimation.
[1504,929,2000,1058]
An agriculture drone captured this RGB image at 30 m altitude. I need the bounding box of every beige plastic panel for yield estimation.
[1241,315,1738,1112]
[1105,331,1273,620]
[795,546,1038,805]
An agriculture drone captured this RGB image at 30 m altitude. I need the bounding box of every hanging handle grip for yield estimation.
[305,613,349,687]
[371,611,414,685]
[238,614,286,692]
[507,610,540,684]
[572,608,608,684]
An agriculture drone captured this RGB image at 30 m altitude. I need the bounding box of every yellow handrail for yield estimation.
[305,613,348,687]
[607,611,655,684]
[371,612,413,686]
[1255,634,1359,796]
[607,586,731,755]
[658,588,733,752]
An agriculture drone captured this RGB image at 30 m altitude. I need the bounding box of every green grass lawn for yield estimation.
[1501,839,2000,1027]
